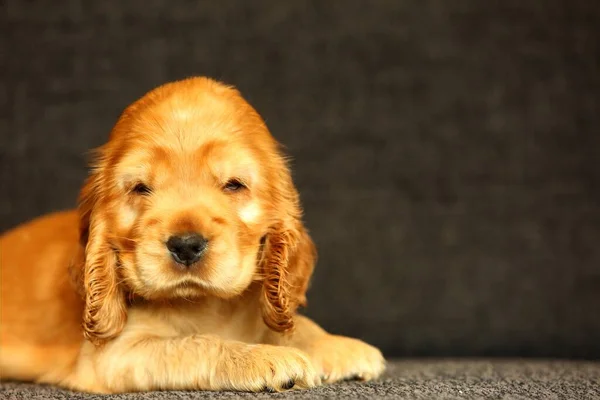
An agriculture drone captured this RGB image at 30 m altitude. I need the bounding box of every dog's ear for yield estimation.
[260,165,316,333]
[76,161,127,345]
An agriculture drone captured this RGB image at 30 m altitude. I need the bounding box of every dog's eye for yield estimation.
[223,179,246,193]
[131,182,152,195]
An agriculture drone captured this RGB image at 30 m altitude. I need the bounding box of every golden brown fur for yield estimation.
[0,77,384,393]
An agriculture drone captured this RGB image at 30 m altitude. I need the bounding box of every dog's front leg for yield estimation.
[68,334,321,393]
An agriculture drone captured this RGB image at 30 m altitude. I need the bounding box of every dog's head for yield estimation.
[76,78,315,344]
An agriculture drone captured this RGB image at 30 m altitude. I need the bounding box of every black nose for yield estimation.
[166,233,208,267]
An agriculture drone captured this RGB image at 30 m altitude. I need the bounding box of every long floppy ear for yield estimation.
[77,168,127,345]
[260,167,317,333]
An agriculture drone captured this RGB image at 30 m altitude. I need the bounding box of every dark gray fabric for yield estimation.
[1,1,600,358]
[2,360,600,399]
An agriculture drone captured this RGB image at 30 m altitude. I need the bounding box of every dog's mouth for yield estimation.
[113,238,251,300]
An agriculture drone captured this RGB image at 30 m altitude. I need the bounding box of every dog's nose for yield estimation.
[166,233,208,267]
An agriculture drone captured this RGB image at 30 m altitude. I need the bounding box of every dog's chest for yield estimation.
[129,297,266,344]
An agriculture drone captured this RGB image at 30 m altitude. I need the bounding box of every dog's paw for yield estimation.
[216,343,321,392]
[306,335,385,384]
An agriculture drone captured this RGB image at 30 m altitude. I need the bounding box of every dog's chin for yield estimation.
[169,278,246,300]
[166,280,217,300]
[132,272,252,301]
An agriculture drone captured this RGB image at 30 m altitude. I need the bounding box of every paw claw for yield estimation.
[346,374,362,381]
[281,379,295,390]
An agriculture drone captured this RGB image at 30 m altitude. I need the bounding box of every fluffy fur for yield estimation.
[0,77,384,393]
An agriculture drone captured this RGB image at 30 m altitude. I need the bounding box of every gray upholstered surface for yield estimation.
[2,1,600,359]
[1,360,599,399]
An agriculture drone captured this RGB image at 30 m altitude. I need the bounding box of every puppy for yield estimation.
[0,77,385,393]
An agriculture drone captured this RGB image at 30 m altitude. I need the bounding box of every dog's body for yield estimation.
[0,78,384,393]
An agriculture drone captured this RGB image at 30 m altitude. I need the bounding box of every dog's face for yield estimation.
[104,86,273,300]
[77,78,316,344]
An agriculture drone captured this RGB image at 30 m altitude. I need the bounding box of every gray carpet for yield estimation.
[1,360,599,399]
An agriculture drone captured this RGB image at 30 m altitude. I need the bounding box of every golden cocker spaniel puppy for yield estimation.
[0,77,384,393]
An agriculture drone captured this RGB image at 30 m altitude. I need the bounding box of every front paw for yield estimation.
[306,335,385,384]
[216,343,321,392]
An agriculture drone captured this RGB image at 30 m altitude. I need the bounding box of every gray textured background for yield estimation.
[1,1,599,358]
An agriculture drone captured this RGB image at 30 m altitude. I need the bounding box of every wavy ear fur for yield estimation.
[77,165,127,346]
[260,166,316,333]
